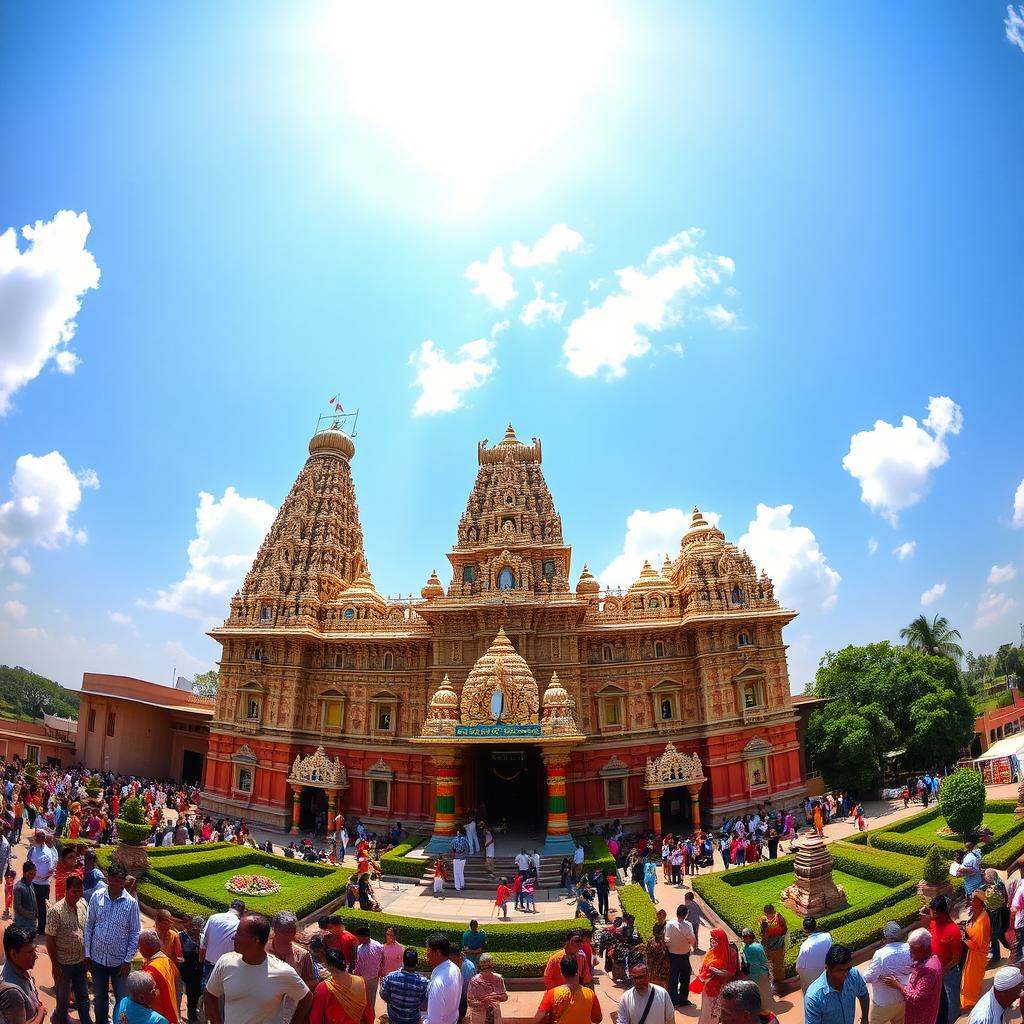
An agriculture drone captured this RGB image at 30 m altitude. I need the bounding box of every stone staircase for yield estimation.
[416,853,567,898]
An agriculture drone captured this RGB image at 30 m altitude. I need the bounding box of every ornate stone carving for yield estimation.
[422,675,459,736]
[460,628,540,726]
[288,746,347,788]
[781,835,847,914]
[644,743,706,789]
[541,672,583,737]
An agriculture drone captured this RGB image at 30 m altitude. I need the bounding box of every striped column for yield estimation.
[542,751,576,855]
[647,787,664,836]
[424,753,461,853]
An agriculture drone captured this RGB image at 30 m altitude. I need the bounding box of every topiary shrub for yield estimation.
[116,795,152,846]
[940,769,986,839]
[922,844,948,885]
[85,774,102,797]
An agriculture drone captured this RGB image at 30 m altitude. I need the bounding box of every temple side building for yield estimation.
[202,422,806,849]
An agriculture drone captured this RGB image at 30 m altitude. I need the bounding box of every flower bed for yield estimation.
[225,874,281,897]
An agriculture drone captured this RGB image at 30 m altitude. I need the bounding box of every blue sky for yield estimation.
[1,2,1022,693]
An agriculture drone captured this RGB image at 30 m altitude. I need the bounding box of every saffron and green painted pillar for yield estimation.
[289,785,302,835]
[425,752,462,853]
[647,787,664,836]
[542,750,576,855]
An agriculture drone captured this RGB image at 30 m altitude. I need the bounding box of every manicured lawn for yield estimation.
[724,870,892,933]
[166,863,342,917]
[898,812,1019,842]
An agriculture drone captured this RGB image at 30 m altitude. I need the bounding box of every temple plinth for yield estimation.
[781,835,847,915]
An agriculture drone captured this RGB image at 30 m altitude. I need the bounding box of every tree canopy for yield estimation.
[0,665,79,721]
[807,642,975,790]
[192,670,220,697]
[899,614,964,665]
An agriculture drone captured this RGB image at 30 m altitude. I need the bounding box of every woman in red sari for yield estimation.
[695,928,739,1024]
[311,948,370,1024]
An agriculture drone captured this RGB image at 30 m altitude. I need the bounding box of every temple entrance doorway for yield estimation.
[470,746,545,836]
[299,787,328,832]
[661,785,694,833]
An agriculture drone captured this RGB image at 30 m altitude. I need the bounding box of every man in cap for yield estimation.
[968,966,1023,1024]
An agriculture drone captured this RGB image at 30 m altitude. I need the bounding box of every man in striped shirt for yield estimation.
[354,925,385,1018]
[381,949,429,1024]
[85,861,141,1024]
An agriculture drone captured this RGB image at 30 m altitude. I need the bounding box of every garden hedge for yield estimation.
[617,884,657,939]
[380,837,430,879]
[939,769,986,839]
[582,837,616,875]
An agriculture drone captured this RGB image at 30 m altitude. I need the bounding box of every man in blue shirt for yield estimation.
[381,948,430,1024]
[960,840,984,901]
[805,944,870,1024]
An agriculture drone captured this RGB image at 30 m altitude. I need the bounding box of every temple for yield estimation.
[202,422,806,849]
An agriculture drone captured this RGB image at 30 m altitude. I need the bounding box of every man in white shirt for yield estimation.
[28,828,58,936]
[424,933,462,1024]
[969,965,1023,1024]
[618,961,674,1024]
[795,916,833,994]
[572,842,585,880]
[465,816,480,856]
[515,849,530,873]
[663,903,696,1007]
[201,899,245,986]
[204,912,311,1024]
[862,921,912,1024]
[531,850,541,874]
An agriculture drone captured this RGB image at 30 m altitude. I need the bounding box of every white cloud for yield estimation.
[409,337,495,416]
[143,487,277,622]
[921,582,947,607]
[520,281,567,326]
[738,503,841,613]
[1007,4,1024,52]
[109,611,133,626]
[842,396,963,524]
[510,224,584,268]
[490,320,509,338]
[893,541,917,561]
[976,590,1016,630]
[16,626,46,642]
[1012,480,1024,527]
[588,278,605,292]
[989,563,1018,585]
[867,538,878,556]
[162,639,208,676]
[6,583,24,593]
[3,600,26,622]
[704,304,739,330]
[599,508,721,591]
[0,211,101,413]
[562,228,737,378]
[0,452,99,564]
[465,246,517,309]
[9,555,30,575]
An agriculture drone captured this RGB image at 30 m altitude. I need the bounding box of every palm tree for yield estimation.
[899,614,964,665]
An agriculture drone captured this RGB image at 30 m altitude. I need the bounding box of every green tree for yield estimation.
[899,614,964,665]
[939,768,985,839]
[0,665,79,720]
[192,670,220,697]
[805,700,897,791]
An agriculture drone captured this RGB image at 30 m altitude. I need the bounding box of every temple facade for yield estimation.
[202,422,806,849]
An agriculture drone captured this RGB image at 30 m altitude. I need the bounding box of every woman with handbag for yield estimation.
[692,928,739,1024]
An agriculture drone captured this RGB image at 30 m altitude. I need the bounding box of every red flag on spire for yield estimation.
[328,395,337,404]
[335,401,345,412]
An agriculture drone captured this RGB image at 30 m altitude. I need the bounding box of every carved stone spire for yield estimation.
[228,423,368,626]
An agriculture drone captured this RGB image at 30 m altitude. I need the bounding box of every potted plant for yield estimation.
[114,795,152,874]
[85,774,102,798]
[917,843,954,903]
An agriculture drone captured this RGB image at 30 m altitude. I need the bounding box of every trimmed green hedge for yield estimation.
[582,837,616,875]
[618,884,657,939]
[115,820,153,844]
[865,801,1024,859]
[380,837,430,879]
[155,847,338,882]
[399,947,554,979]
[829,842,924,886]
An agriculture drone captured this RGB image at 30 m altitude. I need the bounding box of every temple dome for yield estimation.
[576,564,600,596]
[421,569,444,600]
[460,627,540,726]
[497,423,524,447]
[542,671,571,708]
[627,559,671,596]
[682,506,725,547]
[308,424,356,461]
[332,570,386,610]
[422,675,459,736]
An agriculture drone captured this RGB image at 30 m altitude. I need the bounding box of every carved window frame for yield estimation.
[369,690,399,737]
[650,680,681,724]
[605,777,627,810]
[234,764,254,794]
[320,690,347,734]
[595,684,626,731]
[238,681,264,723]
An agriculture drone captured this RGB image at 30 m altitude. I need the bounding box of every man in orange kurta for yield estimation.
[139,931,180,1024]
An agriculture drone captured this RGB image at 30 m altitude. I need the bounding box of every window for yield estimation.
[654,641,665,658]
[543,560,555,581]
[370,779,390,809]
[731,586,744,606]
[260,605,273,621]
[748,757,768,788]
[247,699,261,720]
[323,701,344,730]
[88,709,96,733]
[660,698,673,721]
[106,712,116,737]
[334,653,344,669]
[377,707,392,731]
[370,694,397,735]
[649,598,659,609]
[383,651,394,671]
[236,766,253,793]
[250,646,263,661]
[599,695,624,727]
[463,565,475,583]
[738,633,750,647]
[602,645,613,662]
[344,608,355,620]
[26,745,40,764]
[505,494,514,506]
[606,777,626,809]
[498,568,515,590]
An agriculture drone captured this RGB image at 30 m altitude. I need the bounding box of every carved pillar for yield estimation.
[542,749,576,855]
[425,750,462,853]
[290,785,302,834]
[647,787,664,836]
[326,789,337,834]
[687,783,703,829]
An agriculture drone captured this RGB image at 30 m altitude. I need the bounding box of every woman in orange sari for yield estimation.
[695,928,739,1024]
[961,889,991,1010]
[311,948,370,1024]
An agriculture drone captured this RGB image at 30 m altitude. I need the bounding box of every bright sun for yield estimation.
[300,0,621,211]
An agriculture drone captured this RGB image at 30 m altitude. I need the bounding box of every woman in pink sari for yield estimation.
[467,954,508,1024]
[311,948,369,1024]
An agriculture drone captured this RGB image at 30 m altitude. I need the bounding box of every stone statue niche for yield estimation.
[780,834,847,915]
